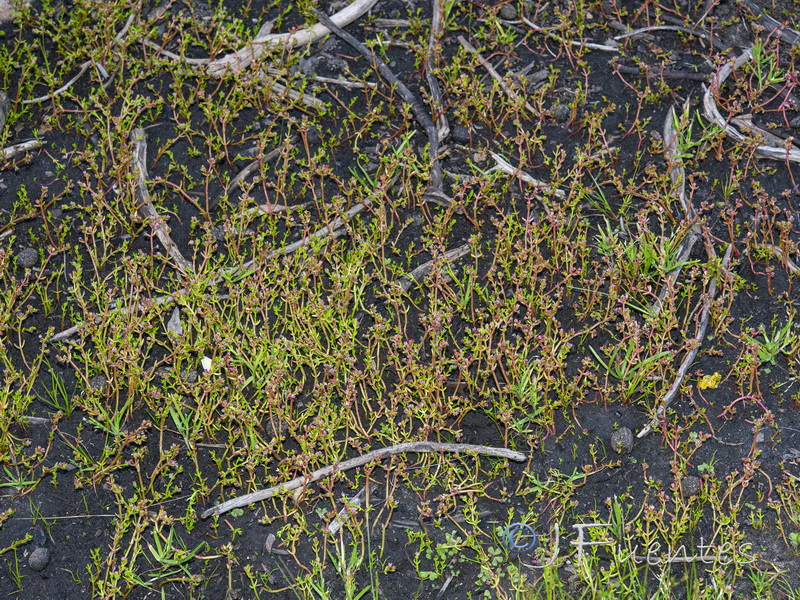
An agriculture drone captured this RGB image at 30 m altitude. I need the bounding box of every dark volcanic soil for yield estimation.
[1,0,800,598]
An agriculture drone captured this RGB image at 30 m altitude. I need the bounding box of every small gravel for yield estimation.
[451,125,471,144]
[610,427,634,454]
[89,375,108,391]
[680,476,701,497]
[16,247,39,269]
[28,547,50,572]
[499,4,517,20]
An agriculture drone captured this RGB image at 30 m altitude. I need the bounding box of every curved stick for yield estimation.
[201,442,526,518]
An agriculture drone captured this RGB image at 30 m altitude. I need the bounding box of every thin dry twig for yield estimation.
[522,17,619,52]
[614,64,710,82]
[457,36,537,114]
[205,0,379,78]
[315,9,450,206]
[397,242,471,293]
[23,10,137,105]
[46,200,363,343]
[130,128,193,274]
[222,200,369,283]
[752,244,799,273]
[613,24,725,51]
[210,135,298,209]
[310,75,377,89]
[266,77,324,109]
[140,38,211,65]
[663,103,689,215]
[739,0,800,46]
[201,442,526,518]
[638,244,733,438]
[652,102,702,317]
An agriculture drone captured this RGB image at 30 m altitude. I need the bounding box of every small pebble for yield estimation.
[471,151,487,164]
[306,125,320,145]
[451,125,470,144]
[610,427,633,454]
[167,307,183,336]
[28,547,50,571]
[0,91,10,133]
[553,104,570,122]
[16,247,38,269]
[499,4,518,20]
[181,369,198,384]
[89,375,108,391]
[680,475,701,497]
[211,225,226,241]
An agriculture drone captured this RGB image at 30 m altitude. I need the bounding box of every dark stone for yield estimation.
[452,125,471,144]
[499,4,517,20]
[610,427,634,454]
[17,247,38,269]
[306,125,320,145]
[680,476,701,497]
[29,547,50,571]
[553,104,570,122]
[89,375,108,391]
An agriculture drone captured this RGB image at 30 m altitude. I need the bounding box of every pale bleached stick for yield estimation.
[201,442,526,518]
[489,151,565,199]
[0,140,44,161]
[522,17,619,52]
[613,24,725,51]
[221,201,368,282]
[45,200,365,343]
[751,244,799,273]
[267,78,323,109]
[703,47,800,164]
[638,244,733,438]
[651,102,701,317]
[426,0,449,142]
[130,128,193,274]
[206,0,379,78]
[209,136,298,210]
